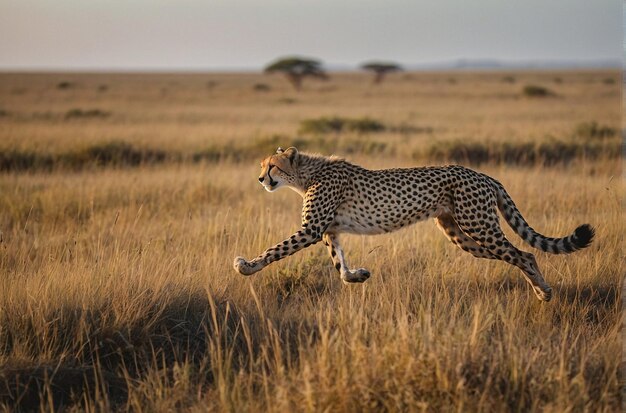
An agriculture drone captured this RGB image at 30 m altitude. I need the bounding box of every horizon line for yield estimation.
[0,58,621,74]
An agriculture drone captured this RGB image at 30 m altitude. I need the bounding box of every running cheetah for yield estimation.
[233,147,594,301]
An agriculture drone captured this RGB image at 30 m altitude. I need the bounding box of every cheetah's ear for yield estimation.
[283,147,298,164]
[276,147,284,154]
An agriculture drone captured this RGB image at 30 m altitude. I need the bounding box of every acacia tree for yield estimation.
[361,61,403,84]
[264,57,328,91]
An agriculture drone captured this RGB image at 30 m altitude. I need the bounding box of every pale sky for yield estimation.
[0,0,621,71]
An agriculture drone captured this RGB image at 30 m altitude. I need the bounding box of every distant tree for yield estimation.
[361,61,403,84]
[264,57,328,91]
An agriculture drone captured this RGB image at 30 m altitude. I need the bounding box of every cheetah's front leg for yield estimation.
[234,229,321,276]
[234,183,338,276]
[322,233,370,283]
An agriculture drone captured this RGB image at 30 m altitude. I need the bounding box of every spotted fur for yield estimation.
[233,147,595,301]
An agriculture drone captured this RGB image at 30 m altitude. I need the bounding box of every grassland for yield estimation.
[0,70,622,412]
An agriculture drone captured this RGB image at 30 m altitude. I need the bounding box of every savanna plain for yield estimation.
[0,70,622,412]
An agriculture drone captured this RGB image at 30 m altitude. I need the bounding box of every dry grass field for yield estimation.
[0,70,622,412]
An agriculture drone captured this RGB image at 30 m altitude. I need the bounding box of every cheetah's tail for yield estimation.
[488,176,595,254]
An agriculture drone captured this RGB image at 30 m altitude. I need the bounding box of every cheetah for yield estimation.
[233,147,594,302]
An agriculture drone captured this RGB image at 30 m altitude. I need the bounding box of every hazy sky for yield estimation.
[0,0,621,70]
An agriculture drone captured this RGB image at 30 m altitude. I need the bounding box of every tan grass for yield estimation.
[0,71,622,412]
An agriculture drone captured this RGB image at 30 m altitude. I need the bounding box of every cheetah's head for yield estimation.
[258,147,299,192]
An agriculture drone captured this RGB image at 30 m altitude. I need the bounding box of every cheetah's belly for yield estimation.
[329,200,448,235]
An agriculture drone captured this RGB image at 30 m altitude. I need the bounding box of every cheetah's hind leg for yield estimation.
[435,213,496,259]
[452,192,553,302]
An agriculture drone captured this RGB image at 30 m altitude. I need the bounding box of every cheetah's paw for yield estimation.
[233,256,257,276]
[533,286,552,302]
[342,268,371,284]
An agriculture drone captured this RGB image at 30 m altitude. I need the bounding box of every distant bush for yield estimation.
[65,109,110,119]
[416,136,620,166]
[421,141,491,165]
[553,77,563,84]
[300,117,346,134]
[253,83,271,92]
[97,85,108,92]
[277,98,297,104]
[0,142,168,172]
[299,116,385,134]
[501,76,516,83]
[342,138,391,155]
[574,121,617,140]
[347,118,386,133]
[192,145,234,163]
[57,81,73,90]
[0,109,9,118]
[522,85,553,97]
[389,123,433,135]
[603,78,616,85]
[0,149,54,172]
[69,142,167,167]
